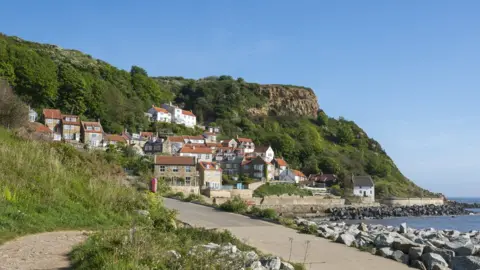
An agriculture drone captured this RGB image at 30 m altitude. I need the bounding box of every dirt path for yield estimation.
[0,231,88,270]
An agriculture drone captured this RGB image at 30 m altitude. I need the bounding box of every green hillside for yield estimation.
[0,33,436,198]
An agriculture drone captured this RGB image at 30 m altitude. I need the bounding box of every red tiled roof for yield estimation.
[275,158,288,167]
[140,132,154,138]
[43,109,62,119]
[293,170,306,178]
[155,156,195,165]
[198,161,221,171]
[152,106,169,114]
[179,145,212,154]
[182,110,196,117]
[105,134,126,142]
[237,137,253,143]
[308,174,337,182]
[254,146,271,153]
[34,124,52,134]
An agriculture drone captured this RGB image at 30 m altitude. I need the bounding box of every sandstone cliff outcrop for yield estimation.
[248,84,319,118]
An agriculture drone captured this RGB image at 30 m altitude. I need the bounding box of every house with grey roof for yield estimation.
[352,175,375,201]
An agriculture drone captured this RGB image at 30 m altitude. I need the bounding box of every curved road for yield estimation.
[164,198,410,270]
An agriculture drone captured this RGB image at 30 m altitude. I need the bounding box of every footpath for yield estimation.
[164,198,410,270]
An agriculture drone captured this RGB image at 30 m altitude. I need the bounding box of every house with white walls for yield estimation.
[147,105,172,123]
[161,102,197,128]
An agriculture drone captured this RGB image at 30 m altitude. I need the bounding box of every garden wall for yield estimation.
[381,197,444,206]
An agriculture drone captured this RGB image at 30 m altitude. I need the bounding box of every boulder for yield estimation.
[202,242,221,250]
[336,232,356,247]
[221,243,238,254]
[409,246,425,261]
[391,250,409,264]
[393,236,419,253]
[445,238,476,256]
[375,233,395,248]
[400,222,408,234]
[431,239,446,248]
[411,260,427,270]
[424,246,455,264]
[250,261,267,270]
[421,253,449,270]
[377,247,394,258]
[451,256,480,270]
[280,261,295,270]
[358,222,368,232]
[244,251,259,263]
[261,256,282,270]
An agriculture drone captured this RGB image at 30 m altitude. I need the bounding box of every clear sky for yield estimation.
[2,1,479,197]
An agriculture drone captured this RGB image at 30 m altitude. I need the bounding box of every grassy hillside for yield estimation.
[0,127,145,243]
[0,33,436,198]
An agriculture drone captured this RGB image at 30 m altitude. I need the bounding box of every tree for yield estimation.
[0,80,28,128]
[317,110,328,126]
[302,154,320,175]
[336,124,354,145]
[318,157,341,174]
[366,155,391,177]
[57,64,87,115]
[0,62,16,86]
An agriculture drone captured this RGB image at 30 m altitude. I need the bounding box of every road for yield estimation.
[164,198,410,270]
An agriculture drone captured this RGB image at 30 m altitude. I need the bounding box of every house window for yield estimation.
[160,166,166,172]
[145,145,152,151]
[86,126,92,130]
[46,119,53,124]
[172,166,178,172]
[71,117,77,122]
[94,127,101,131]
[154,145,162,151]
[185,177,191,185]
[186,166,191,172]
[205,154,210,159]
[91,133,97,138]
[254,164,263,170]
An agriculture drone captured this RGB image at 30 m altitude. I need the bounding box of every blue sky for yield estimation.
[2,1,480,196]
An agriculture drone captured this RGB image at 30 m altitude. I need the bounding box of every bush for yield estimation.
[219,196,248,214]
[253,183,312,198]
[183,194,204,203]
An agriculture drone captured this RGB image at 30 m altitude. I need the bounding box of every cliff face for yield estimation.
[248,85,319,118]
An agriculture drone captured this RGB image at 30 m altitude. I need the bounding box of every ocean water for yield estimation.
[347,197,480,232]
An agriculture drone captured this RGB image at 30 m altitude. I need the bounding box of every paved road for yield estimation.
[164,198,410,270]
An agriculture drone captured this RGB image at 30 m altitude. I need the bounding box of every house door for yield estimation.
[363,191,367,196]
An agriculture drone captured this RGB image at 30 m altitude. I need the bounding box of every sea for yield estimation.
[345,197,480,232]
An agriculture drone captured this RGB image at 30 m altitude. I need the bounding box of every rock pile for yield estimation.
[326,204,471,220]
[169,242,295,270]
[295,218,480,270]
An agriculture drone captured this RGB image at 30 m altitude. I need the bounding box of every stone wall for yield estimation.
[230,189,253,198]
[381,197,444,206]
[170,186,200,195]
[202,189,231,198]
[247,181,265,191]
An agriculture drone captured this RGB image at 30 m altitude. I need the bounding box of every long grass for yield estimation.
[0,128,145,243]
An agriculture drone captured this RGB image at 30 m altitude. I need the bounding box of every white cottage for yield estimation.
[147,105,172,123]
[352,175,375,201]
[161,102,197,128]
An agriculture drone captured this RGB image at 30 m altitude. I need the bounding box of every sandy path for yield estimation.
[0,231,88,270]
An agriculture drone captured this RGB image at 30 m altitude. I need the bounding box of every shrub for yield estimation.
[219,196,248,214]
[183,194,204,203]
[253,183,312,198]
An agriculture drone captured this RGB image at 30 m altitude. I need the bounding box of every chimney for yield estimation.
[192,145,195,150]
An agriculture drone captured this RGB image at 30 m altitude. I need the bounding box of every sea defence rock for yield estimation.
[326,204,472,220]
[294,219,480,269]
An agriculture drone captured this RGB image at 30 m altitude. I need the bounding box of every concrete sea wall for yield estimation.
[381,197,444,206]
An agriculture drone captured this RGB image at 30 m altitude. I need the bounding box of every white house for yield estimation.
[254,146,275,162]
[279,169,307,184]
[28,108,38,122]
[236,136,255,153]
[147,105,172,123]
[178,145,213,163]
[352,175,375,201]
[161,102,197,128]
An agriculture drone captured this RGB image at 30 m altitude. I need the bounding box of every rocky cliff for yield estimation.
[248,85,319,118]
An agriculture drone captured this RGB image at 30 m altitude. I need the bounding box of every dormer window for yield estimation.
[86,126,93,131]
[94,127,101,131]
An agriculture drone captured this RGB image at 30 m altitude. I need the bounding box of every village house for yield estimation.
[163,135,205,154]
[214,146,239,162]
[143,138,165,155]
[42,109,62,141]
[253,146,274,162]
[236,136,255,153]
[161,102,197,128]
[147,105,172,123]
[202,131,217,143]
[279,169,307,183]
[352,175,375,200]
[220,156,243,176]
[197,161,222,190]
[28,108,37,122]
[178,144,213,163]
[103,134,127,146]
[307,173,339,188]
[60,114,81,142]
[81,121,103,147]
[30,122,53,141]
[241,156,274,181]
[220,138,238,148]
[272,158,288,179]
[154,156,198,186]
